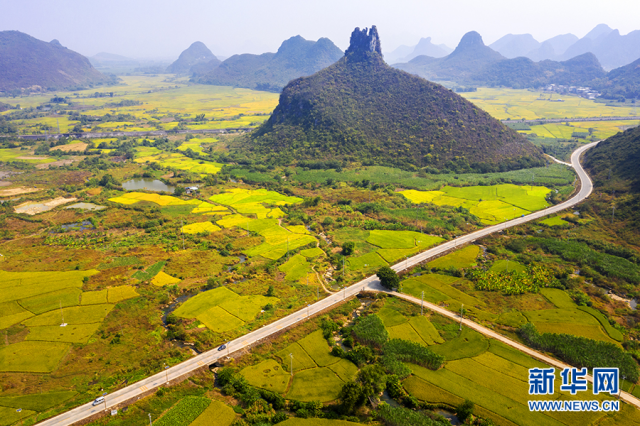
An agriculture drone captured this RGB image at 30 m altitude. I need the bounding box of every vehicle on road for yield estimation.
[217,344,226,351]
[92,396,104,406]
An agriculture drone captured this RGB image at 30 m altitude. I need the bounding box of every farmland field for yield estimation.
[286,367,343,402]
[240,359,291,394]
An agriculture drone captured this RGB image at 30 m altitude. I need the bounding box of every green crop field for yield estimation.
[279,254,310,281]
[327,358,358,382]
[428,245,479,269]
[348,251,388,271]
[0,310,34,330]
[577,306,624,341]
[491,259,526,273]
[286,367,344,402]
[403,274,485,309]
[496,310,528,328]
[151,271,181,287]
[0,406,36,426]
[275,342,317,371]
[174,287,239,318]
[24,304,114,327]
[430,328,489,360]
[0,341,70,373]
[182,221,221,234]
[240,359,291,394]
[107,285,139,303]
[387,322,428,346]
[218,295,277,322]
[0,390,77,412]
[25,323,102,344]
[210,188,302,219]
[196,306,244,333]
[487,340,549,369]
[0,270,98,304]
[19,288,81,315]
[299,248,324,258]
[297,330,340,367]
[540,288,575,309]
[155,396,211,426]
[409,316,444,344]
[540,216,569,227]
[132,261,167,281]
[401,184,552,225]
[189,400,236,426]
[81,290,108,305]
[378,307,409,327]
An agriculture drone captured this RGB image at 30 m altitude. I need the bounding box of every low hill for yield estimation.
[243,26,544,172]
[0,31,109,91]
[166,41,219,74]
[194,35,343,92]
[583,126,640,241]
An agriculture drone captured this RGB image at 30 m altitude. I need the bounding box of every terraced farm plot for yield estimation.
[182,221,221,234]
[299,247,324,259]
[135,152,223,175]
[0,406,36,426]
[387,323,428,346]
[196,306,244,333]
[109,191,200,207]
[378,307,409,327]
[190,400,236,426]
[151,271,181,287]
[0,390,77,412]
[218,295,277,322]
[191,202,230,215]
[540,288,575,309]
[24,304,114,327]
[240,359,291,394]
[132,261,166,281]
[401,184,552,224]
[0,341,70,373]
[19,288,81,315]
[428,245,480,270]
[275,342,317,371]
[0,311,34,330]
[107,285,139,303]
[403,274,485,309]
[297,330,340,367]
[210,188,303,219]
[25,323,101,344]
[0,270,98,304]
[496,310,528,328]
[279,254,311,281]
[523,308,616,343]
[287,367,344,402]
[577,306,624,341]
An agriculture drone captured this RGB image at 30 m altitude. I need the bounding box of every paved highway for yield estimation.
[40,140,634,425]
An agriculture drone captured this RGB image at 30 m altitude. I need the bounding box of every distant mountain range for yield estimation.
[166,41,220,74]
[0,31,110,92]
[384,37,452,63]
[244,26,543,172]
[89,52,171,75]
[194,35,343,92]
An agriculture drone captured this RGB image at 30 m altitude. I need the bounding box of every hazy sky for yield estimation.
[1,0,639,59]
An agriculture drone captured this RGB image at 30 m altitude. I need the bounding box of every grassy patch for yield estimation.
[240,359,290,394]
[287,367,343,402]
[0,341,70,373]
[275,342,317,372]
[107,285,139,303]
[24,304,114,326]
[428,245,480,270]
[297,330,340,367]
[196,306,244,333]
[132,261,166,281]
[174,287,239,318]
[539,216,569,227]
[430,327,489,360]
[97,256,142,270]
[189,400,236,426]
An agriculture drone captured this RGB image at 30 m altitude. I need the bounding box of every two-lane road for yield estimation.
[39,141,615,425]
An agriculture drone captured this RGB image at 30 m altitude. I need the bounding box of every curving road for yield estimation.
[40,141,634,425]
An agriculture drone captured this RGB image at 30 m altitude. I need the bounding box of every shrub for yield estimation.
[352,314,389,347]
[377,266,400,290]
[456,399,475,423]
[342,241,355,256]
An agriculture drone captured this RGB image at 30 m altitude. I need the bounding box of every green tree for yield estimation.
[457,399,475,423]
[342,241,355,256]
[174,186,185,196]
[377,266,399,290]
[266,285,275,297]
[357,364,386,397]
[338,381,366,414]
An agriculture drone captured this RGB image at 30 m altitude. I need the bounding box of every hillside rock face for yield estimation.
[194,35,343,92]
[0,31,108,91]
[166,41,219,74]
[246,26,544,172]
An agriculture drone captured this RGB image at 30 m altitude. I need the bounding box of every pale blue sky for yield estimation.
[1,0,639,59]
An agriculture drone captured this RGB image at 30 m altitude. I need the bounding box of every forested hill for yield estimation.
[594,58,640,100]
[0,31,109,92]
[243,26,544,172]
[583,126,640,239]
[194,35,343,92]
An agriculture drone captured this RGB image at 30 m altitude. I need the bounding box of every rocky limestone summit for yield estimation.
[344,26,382,59]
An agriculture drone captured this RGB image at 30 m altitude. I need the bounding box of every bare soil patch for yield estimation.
[0,186,41,197]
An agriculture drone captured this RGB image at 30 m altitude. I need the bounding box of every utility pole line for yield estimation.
[289,353,294,376]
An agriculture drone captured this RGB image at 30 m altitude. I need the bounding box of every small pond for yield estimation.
[57,221,95,232]
[122,178,175,193]
[66,202,106,211]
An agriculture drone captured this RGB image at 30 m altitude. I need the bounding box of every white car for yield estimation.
[92,396,105,406]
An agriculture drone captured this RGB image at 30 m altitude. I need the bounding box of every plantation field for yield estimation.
[19,287,82,315]
[189,400,236,426]
[523,308,616,343]
[402,274,485,309]
[461,88,639,120]
[155,396,211,426]
[409,316,444,344]
[298,330,340,367]
[327,358,358,382]
[182,221,221,234]
[387,322,429,346]
[240,359,291,394]
[24,304,114,326]
[197,306,245,333]
[107,285,139,303]
[210,188,302,220]
[135,152,224,175]
[522,120,640,140]
[430,328,489,360]
[286,367,343,402]
[278,419,361,426]
[109,191,200,207]
[348,251,388,271]
[0,390,77,412]
[25,323,102,344]
[0,270,99,304]
[275,342,317,371]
